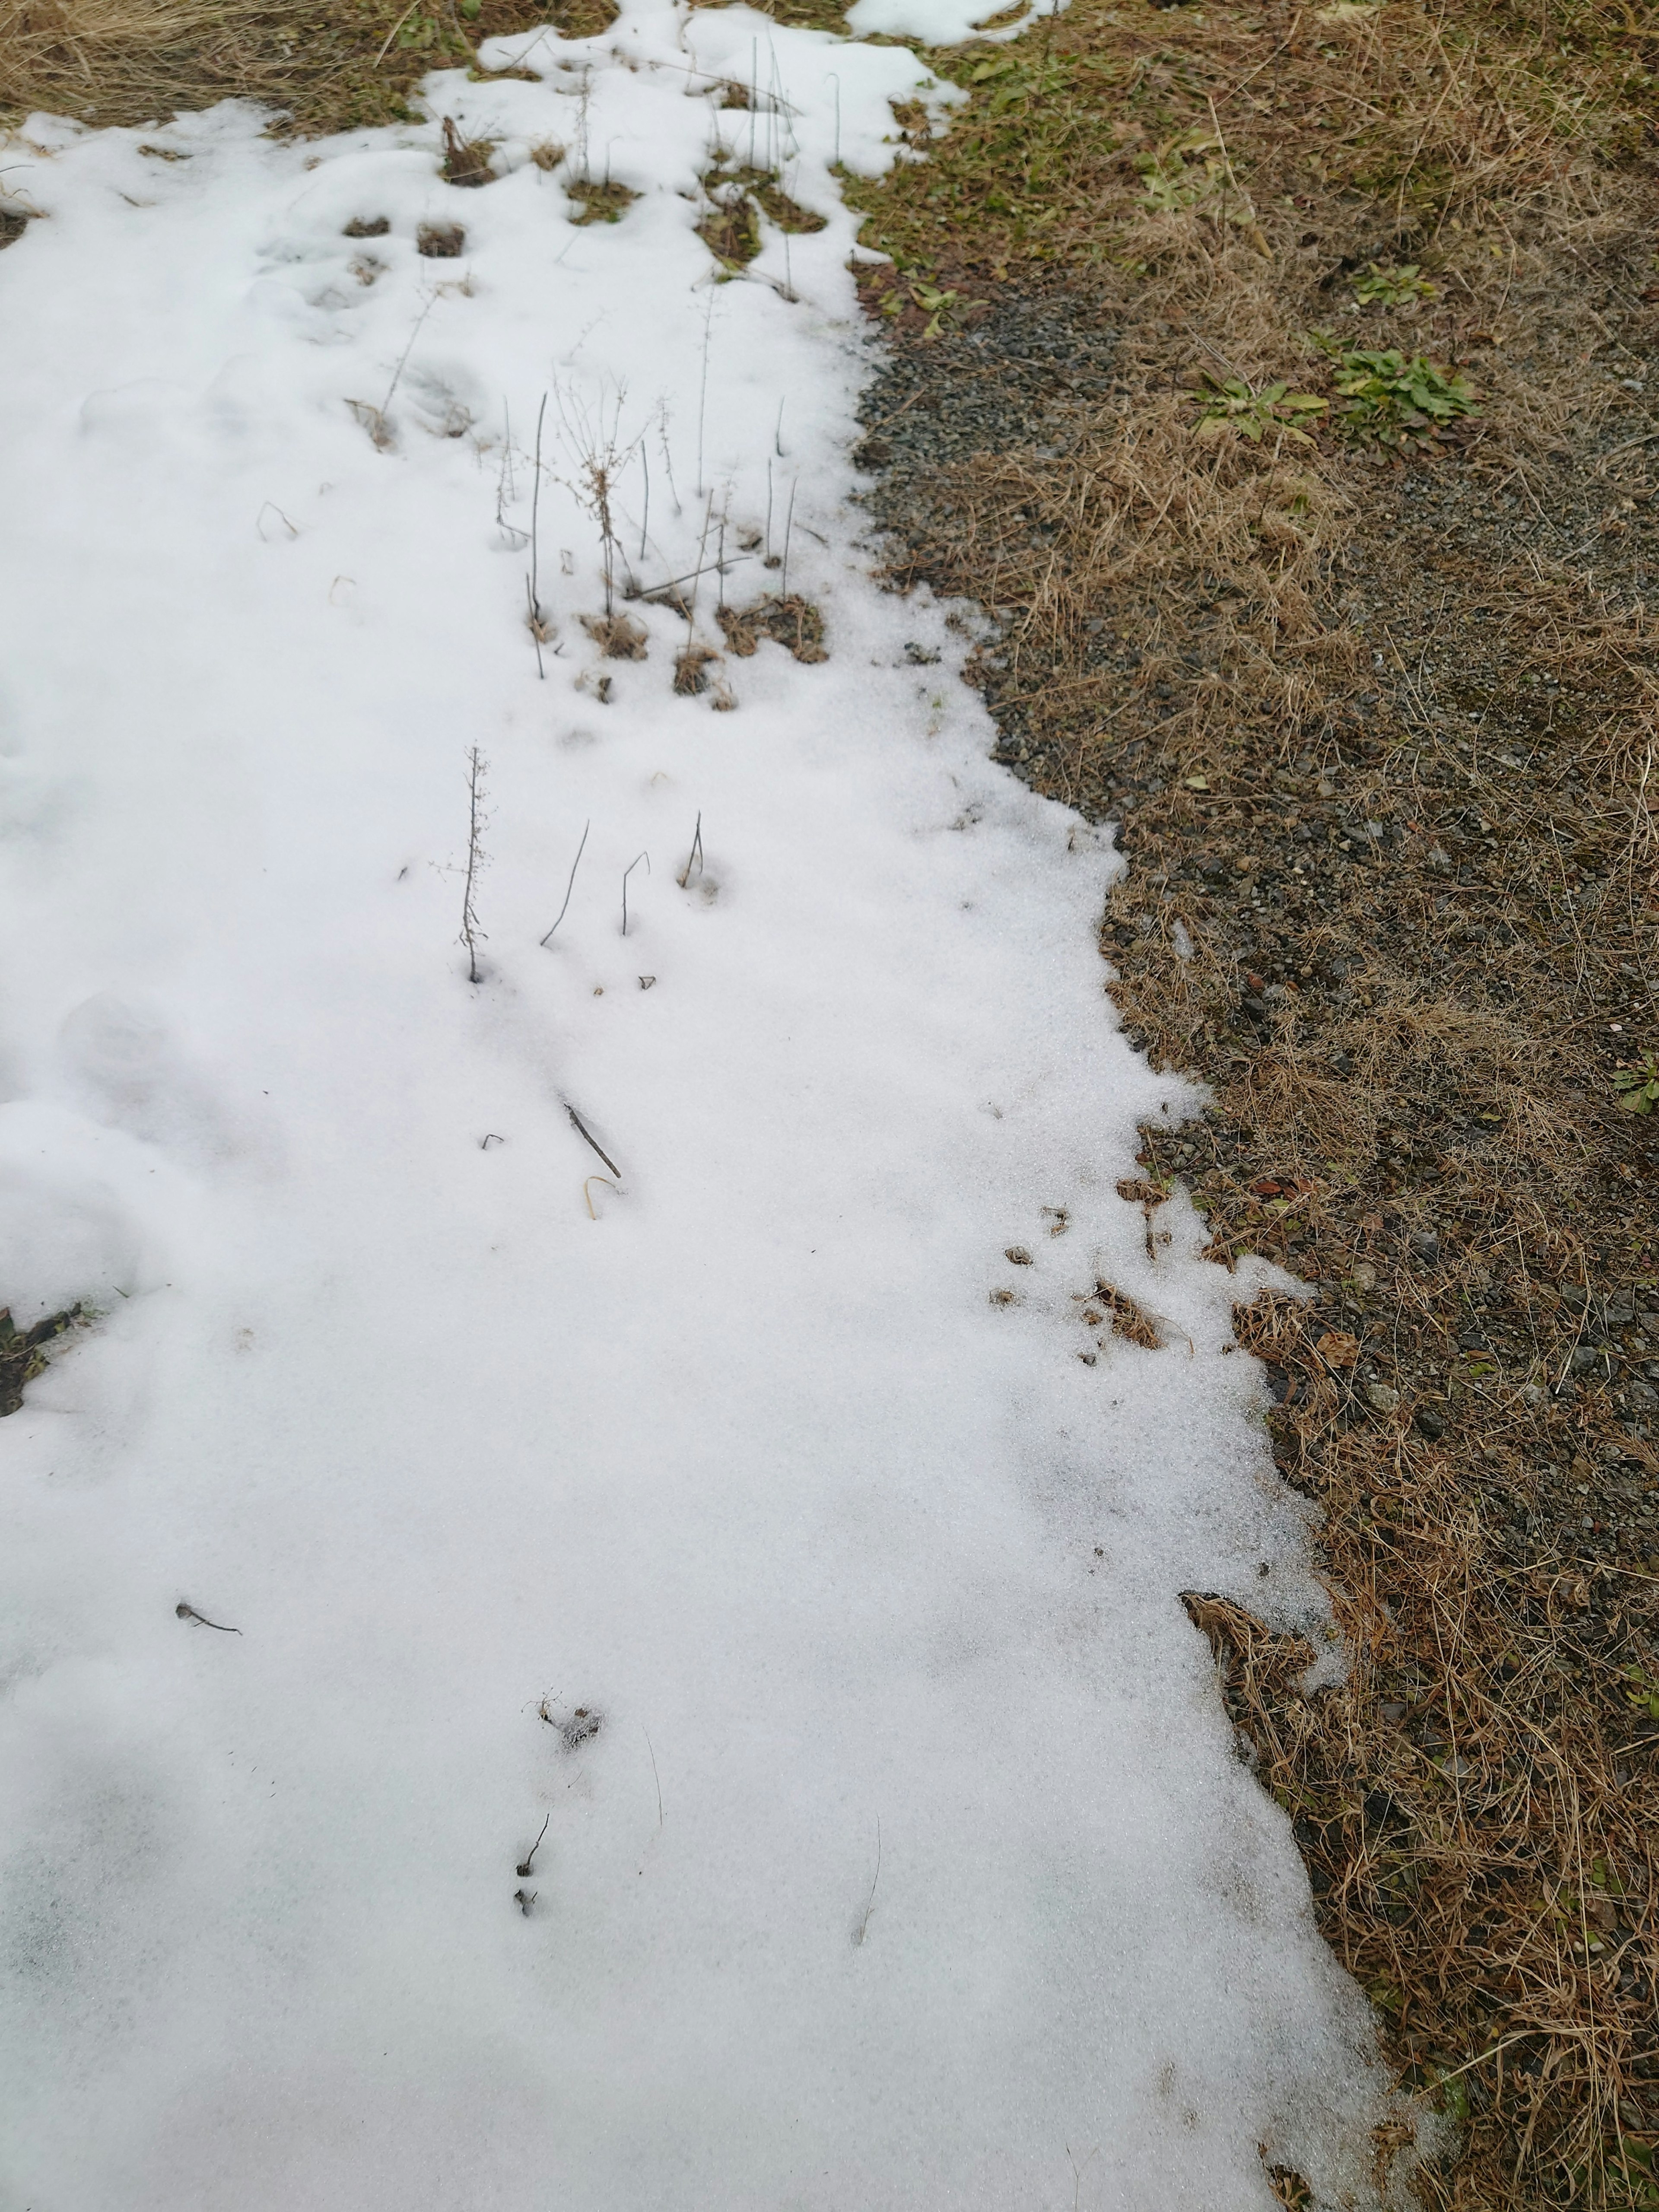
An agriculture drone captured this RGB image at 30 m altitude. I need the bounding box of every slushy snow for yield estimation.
[0,7,1400,2205]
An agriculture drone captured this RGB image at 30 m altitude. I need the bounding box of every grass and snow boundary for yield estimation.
[0,7,1402,2204]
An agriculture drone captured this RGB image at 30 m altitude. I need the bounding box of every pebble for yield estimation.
[1367,1382,1401,1412]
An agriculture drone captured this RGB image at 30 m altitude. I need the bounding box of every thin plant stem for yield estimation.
[621,849,650,938]
[677,812,704,889]
[780,477,797,602]
[696,287,715,497]
[529,391,549,678]
[461,746,489,985]
[540,818,591,946]
[852,1817,881,1946]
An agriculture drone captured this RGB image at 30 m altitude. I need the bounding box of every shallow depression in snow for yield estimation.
[0,7,1397,2206]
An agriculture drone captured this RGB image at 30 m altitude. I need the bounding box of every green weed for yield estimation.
[1192,375,1328,445]
[1613,1051,1659,1112]
[1351,261,1437,307]
[1323,346,1477,452]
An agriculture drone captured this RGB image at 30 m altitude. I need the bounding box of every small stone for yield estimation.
[1351,1263,1377,1291]
[1380,1700,1407,1723]
[1415,1404,1449,1438]
[1408,1230,1441,1265]
[1367,1382,1400,1413]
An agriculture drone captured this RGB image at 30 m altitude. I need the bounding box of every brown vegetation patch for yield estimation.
[534,0,613,35]
[672,642,721,694]
[581,610,647,658]
[0,1304,83,1417]
[416,218,465,255]
[698,164,825,270]
[1090,1280,1164,1351]
[717,593,826,662]
[441,113,494,186]
[567,176,637,225]
[0,0,564,134]
[852,0,1659,2200]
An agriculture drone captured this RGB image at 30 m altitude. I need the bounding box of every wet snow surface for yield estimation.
[0,7,1393,2205]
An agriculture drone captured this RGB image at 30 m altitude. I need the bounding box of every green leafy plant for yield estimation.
[1622,1662,1659,1719]
[1192,375,1328,445]
[1613,1051,1659,1112]
[907,282,966,339]
[1565,2137,1659,2212]
[1325,347,1476,451]
[1352,261,1437,307]
[1134,132,1250,220]
[389,3,474,59]
[965,50,1075,112]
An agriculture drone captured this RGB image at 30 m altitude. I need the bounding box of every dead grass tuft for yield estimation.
[566,174,636,224]
[581,610,647,659]
[717,593,826,662]
[440,113,493,185]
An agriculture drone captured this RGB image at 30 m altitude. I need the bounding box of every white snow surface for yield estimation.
[0,10,1398,2207]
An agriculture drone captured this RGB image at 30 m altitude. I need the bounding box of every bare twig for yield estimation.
[528,391,549,677]
[642,1728,664,1827]
[516,1814,550,1877]
[621,849,649,937]
[677,812,705,888]
[852,1816,881,1946]
[566,1104,621,1177]
[176,1602,241,1634]
[540,819,591,946]
[460,746,489,984]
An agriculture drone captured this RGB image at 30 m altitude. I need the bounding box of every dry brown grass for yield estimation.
[0,0,607,134]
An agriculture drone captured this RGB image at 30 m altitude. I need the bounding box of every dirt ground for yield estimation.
[845,3,1659,2203]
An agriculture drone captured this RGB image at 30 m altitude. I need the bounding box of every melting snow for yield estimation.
[0,7,1396,2206]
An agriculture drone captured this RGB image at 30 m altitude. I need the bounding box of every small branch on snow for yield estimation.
[566,1104,621,1178]
[177,1602,241,1634]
